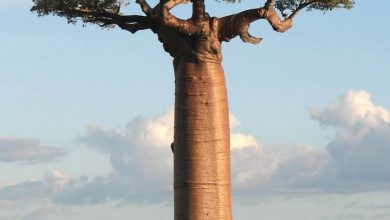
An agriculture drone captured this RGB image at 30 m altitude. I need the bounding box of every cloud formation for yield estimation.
[311,90,390,183]
[310,90,390,128]
[2,90,390,206]
[54,110,175,205]
[0,137,65,163]
[52,109,331,204]
[0,171,68,202]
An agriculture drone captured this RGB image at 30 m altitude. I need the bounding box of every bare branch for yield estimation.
[86,16,150,33]
[218,0,315,44]
[62,8,147,23]
[218,9,264,44]
[60,7,151,33]
[159,0,199,35]
[192,0,206,21]
[265,0,275,8]
[118,22,151,34]
[260,0,313,33]
[135,0,153,17]
[259,8,292,33]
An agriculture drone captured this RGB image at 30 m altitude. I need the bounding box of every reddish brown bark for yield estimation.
[164,8,232,217]
[174,59,231,220]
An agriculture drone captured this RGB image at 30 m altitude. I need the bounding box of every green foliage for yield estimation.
[224,0,354,11]
[31,0,129,24]
[222,0,354,19]
[277,0,354,11]
[31,0,354,27]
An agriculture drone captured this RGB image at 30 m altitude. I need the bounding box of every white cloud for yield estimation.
[232,144,328,192]
[0,137,65,163]
[311,90,390,185]
[0,171,68,202]
[83,110,174,180]
[310,90,390,128]
[231,145,276,189]
[54,110,175,205]
[44,171,70,189]
[230,113,241,128]
[234,192,390,220]
[231,133,260,150]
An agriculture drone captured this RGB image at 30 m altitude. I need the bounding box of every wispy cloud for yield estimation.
[0,171,68,203]
[0,137,66,163]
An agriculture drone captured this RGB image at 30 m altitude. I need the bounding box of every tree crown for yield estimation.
[31,0,354,27]
[31,0,354,60]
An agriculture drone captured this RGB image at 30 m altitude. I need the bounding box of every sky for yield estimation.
[1,0,390,219]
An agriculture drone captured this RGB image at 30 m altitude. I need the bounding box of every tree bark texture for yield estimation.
[174,59,232,220]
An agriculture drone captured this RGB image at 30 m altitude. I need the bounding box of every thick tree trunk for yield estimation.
[174,58,232,220]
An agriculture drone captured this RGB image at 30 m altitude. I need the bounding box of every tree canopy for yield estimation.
[31,0,354,60]
[31,0,354,33]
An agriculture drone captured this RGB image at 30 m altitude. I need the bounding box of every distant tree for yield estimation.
[31,0,354,219]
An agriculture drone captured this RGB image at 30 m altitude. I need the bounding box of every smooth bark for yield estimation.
[174,59,231,220]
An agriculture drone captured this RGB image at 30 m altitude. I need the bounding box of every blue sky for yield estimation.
[1,0,390,219]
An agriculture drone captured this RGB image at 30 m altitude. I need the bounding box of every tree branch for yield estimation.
[86,17,150,33]
[192,0,206,21]
[289,0,314,19]
[260,0,312,33]
[218,0,313,44]
[58,7,151,33]
[62,8,148,23]
[159,0,199,35]
[135,0,153,17]
[260,2,292,33]
[218,9,264,44]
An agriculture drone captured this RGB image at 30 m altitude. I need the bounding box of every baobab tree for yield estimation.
[31,0,354,219]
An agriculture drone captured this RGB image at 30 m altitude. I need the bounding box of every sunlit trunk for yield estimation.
[173,58,232,220]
